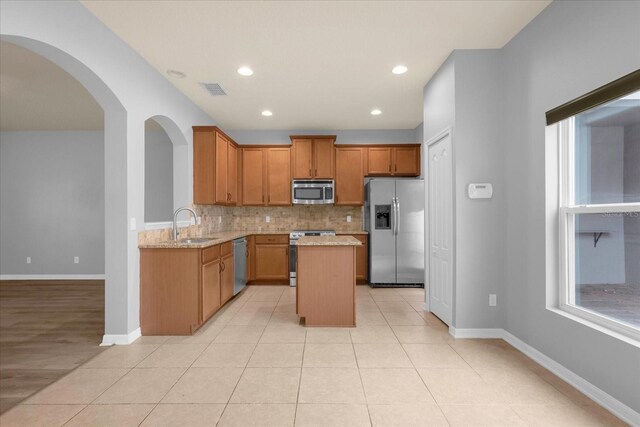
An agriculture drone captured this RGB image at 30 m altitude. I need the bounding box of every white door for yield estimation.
[427,132,453,325]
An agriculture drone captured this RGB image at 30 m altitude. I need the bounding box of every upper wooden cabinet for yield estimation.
[335,147,365,206]
[290,136,335,179]
[365,145,421,177]
[241,147,291,206]
[193,126,239,205]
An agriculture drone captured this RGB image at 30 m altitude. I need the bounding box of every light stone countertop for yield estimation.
[139,229,367,249]
[296,235,362,246]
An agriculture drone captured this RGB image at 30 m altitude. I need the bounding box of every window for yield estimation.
[556,90,640,340]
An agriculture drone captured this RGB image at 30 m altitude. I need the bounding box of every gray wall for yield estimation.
[144,129,173,222]
[226,128,419,146]
[502,0,640,411]
[624,123,640,287]
[0,131,105,275]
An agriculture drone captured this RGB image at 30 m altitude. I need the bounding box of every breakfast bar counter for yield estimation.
[295,235,361,327]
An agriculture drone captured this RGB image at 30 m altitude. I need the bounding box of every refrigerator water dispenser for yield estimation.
[375,205,391,229]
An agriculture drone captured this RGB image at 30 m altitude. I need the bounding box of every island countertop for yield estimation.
[296,236,362,246]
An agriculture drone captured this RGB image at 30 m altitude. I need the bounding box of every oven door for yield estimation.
[289,240,297,287]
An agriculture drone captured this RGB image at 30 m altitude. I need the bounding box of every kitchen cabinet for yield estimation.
[193,126,239,205]
[266,148,291,205]
[220,242,234,304]
[140,242,235,335]
[242,148,266,205]
[290,136,335,179]
[364,145,421,177]
[254,234,289,282]
[241,147,291,206]
[335,147,365,205]
[339,234,368,283]
[201,246,221,320]
[246,235,255,281]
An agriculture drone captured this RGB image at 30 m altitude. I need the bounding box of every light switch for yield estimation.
[347,215,352,222]
[130,217,137,230]
[489,294,497,306]
[74,256,79,264]
[26,257,31,264]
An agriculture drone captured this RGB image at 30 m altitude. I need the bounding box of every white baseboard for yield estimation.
[449,326,504,339]
[501,330,640,427]
[0,274,105,280]
[448,327,639,426]
[101,328,141,346]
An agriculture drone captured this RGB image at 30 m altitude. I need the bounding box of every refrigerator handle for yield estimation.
[392,197,398,236]
[396,197,400,235]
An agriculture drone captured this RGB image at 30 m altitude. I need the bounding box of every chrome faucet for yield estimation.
[172,207,199,241]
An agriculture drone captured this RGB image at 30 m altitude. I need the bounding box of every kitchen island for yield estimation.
[295,235,361,327]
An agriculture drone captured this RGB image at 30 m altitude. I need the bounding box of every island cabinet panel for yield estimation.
[141,249,202,335]
[339,234,368,283]
[266,148,291,205]
[367,147,392,175]
[220,242,234,304]
[335,147,365,206]
[297,245,356,327]
[292,139,313,179]
[242,148,266,205]
[254,235,289,281]
[393,146,420,176]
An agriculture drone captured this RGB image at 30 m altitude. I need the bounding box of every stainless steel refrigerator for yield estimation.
[365,178,425,287]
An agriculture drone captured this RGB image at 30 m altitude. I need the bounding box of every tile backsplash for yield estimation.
[138,204,363,245]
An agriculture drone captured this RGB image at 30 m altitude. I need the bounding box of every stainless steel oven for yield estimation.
[289,230,336,287]
[292,180,335,205]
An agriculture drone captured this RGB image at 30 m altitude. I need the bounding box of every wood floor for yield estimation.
[0,280,105,414]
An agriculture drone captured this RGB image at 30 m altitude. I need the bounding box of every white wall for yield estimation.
[1,0,215,341]
[502,0,640,412]
[0,131,104,275]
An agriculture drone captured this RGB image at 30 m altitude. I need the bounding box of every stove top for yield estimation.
[289,230,336,239]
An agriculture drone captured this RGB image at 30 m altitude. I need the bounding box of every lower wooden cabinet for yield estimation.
[201,257,221,321]
[254,234,289,282]
[339,234,368,283]
[220,242,234,304]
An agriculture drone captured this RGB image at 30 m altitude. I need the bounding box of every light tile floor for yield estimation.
[0,285,627,426]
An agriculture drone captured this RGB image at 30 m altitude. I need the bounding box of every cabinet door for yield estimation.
[335,147,364,205]
[242,149,265,205]
[215,133,229,204]
[228,143,238,204]
[367,147,392,175]
[247,235,255,281]
[221,253,234,304]
[313,139,335,178]
[393,146,420,176]
[292,139,313,179]
[202,259,221,321]
[354,235,368,282]
[267,148,291,205]
[254,244,289,280]
[193,131,215,204]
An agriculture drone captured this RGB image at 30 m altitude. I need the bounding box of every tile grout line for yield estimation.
[350,295,373,427]
[215,287,284,426]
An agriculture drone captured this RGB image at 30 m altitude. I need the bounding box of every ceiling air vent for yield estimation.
[200,82,227,96]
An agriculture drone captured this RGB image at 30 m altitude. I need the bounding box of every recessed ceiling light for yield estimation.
[371,109,382,116]
[237,66,254,76]
[166,69,186,79]
[262,110,273,117]
[392,65,408,75]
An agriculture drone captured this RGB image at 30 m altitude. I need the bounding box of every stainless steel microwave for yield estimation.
[292,180,335,205]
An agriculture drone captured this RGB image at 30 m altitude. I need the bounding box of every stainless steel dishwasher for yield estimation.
[233,237,247,295]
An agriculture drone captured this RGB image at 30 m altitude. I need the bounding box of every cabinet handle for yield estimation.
[309,168,312,176]
[388,164,391,172]
[262,195,265,203]
[268,195,270,203]
[395,164,397,172]
[314,168,317,176]
[221,261,225,272]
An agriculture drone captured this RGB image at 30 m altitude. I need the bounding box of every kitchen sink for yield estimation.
[178,237,214,244]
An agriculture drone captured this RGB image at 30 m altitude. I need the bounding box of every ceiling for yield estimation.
[81,0,551,130]
[0,2,550,132]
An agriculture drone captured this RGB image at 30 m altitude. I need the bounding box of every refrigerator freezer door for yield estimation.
[395,180,425,284]
[369,179,397,284]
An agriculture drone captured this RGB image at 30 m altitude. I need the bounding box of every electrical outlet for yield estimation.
[26,257,31,264]
[347,215,352,222]
[265,216,271,223]
[130,217,137,230]
[74,256,79,264]
[218,216,222,224]
[489,294,497,307]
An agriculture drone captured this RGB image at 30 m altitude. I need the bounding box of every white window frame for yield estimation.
[556,117,640,342]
